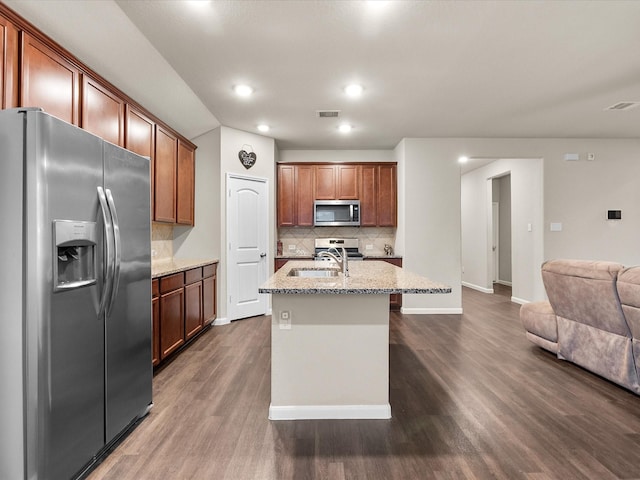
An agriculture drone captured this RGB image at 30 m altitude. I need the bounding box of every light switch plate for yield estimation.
[550,222,562,232]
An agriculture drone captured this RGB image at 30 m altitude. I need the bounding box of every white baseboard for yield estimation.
[269,403,391,420]
[511,297,529,305]
[269,404,391,420]
[461,281,494,294]
[496,280,513,287]
[213,316,230,326]
[400,307,463,315]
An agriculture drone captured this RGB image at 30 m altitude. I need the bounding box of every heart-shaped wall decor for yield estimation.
[238,150,257,169]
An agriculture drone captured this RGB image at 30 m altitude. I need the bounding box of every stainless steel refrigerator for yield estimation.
[0,108,153,480]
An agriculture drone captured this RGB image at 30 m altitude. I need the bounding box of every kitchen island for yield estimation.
[259,260,451,420]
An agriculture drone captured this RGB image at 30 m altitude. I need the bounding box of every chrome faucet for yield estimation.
[318,247,349,277]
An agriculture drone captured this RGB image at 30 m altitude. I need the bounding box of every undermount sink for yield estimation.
[287,268,340,278]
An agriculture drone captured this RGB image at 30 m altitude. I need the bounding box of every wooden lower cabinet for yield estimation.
[154,262,217,368]
[160,285,185,360]
[203,267,217,326]
[151,279,160,366]
[365,257,403,310]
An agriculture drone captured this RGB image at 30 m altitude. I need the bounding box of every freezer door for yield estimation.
[103,141,152,443]
[24,111,106,480]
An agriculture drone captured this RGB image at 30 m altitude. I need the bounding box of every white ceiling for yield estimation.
[5,0,640,150]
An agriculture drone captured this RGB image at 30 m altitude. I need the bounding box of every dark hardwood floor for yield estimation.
[87,288,640,480]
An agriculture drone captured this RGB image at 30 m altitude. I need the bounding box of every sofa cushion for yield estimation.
[542,259,629,337]
[521,301,557,342]
[617,266,640,338]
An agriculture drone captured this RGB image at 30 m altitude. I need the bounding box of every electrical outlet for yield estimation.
[365,244,373,250]
[288,244,296,251]
[279,310,291,330]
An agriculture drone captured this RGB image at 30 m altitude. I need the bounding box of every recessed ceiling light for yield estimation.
[338,124,353,133]
[257,124,270,133]
[344,84,364,97]
[234,84,253,97]
[458,156,469,164]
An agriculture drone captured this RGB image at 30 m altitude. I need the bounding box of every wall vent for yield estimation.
[605,102,640,111]
[317,110,340,118]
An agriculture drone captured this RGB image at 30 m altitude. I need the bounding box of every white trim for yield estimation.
[511,296,529,305]
[213,316,230,326]
[268,404,391,420]
[400,307,464,315]
[496,280,513,287]
[462,281,494,294]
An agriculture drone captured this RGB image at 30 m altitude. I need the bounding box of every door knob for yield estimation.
[260,253,267,258]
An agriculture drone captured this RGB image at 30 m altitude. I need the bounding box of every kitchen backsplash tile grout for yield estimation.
[278,227,395,257]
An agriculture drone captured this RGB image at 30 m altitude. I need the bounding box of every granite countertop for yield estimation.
[259,260,450,295]
[152,258,219,279]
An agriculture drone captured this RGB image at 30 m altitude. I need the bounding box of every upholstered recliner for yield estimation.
[521,259,640,394]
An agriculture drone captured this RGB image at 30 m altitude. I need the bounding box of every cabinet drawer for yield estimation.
[203,263,216,278]
[152,278,159,298]
[160,272,184,293]
[185,267,203,285]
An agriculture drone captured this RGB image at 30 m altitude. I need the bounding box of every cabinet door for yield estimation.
[154,126,177,223]
[377,164,397,227]
[176,140,195,226]
[337,165,359,199]
[82,75,124,146]
[296,165,315,226]
[125,105,155,215]
[184,282,203,340]
[160,288,184,359]
[152,279,160,367]
[21,33,80,125]
[315,165,336,200]
[1,14,18,109]
[277,164,296,227]
[202,275,216,326]
[152,296,160,366]
[359,165,377,227]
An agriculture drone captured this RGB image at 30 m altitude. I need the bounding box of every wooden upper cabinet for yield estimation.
[315,165,337,200]
[1,14,18,109]
[82,76,124,146]
[296,165,315,226]
[176,140,195,226]
[337,165,360,199]
[277,164,315,227]
[277,164,295,227]
[20,33,80,125]
[154,126,177,223]
[359,164,378,227]
[125,105,155,213]
[315,164,359,200]
[377,164,397,227]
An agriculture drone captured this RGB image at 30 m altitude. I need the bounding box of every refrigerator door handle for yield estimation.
[97,186,115,317]
[105,188,121,316]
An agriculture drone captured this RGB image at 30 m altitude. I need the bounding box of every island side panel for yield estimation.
[270,293,390,420]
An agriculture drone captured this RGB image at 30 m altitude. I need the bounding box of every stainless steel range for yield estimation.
[314,238,364,261]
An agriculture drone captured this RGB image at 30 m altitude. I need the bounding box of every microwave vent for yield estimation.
[317,110,340,118]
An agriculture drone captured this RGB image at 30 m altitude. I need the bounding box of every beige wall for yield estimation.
[279,149,393,163]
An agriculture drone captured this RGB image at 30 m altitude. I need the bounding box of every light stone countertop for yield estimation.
[152,258,219,279]
[259,260,451,295]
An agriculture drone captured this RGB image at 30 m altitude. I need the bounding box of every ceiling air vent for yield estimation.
[317,110,340,118]
[605,102,640,111]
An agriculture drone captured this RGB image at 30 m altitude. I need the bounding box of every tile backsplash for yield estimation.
[151,223,173,260]
[278,227,396,256]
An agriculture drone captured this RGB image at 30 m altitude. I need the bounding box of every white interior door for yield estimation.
[227,174,269,321]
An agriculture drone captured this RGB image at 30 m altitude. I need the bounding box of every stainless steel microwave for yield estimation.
[314,200,360,227]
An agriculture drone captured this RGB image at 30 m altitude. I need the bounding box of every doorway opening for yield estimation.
[491,174,512,289]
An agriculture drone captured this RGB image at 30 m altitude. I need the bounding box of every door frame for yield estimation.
[225,172,269,322]
[492,201,499,284]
